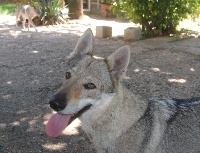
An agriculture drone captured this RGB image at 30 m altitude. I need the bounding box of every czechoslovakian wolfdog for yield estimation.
[46,28,200,153]
[15,5,41,31]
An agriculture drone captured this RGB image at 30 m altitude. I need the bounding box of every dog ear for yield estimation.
[69,28,94,58]
[106,46,130,81]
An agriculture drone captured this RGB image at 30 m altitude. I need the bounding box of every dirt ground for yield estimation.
[0,13,200,153]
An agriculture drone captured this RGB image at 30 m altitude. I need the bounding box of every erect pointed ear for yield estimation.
[69,28,94,58]
[106,45,130,81]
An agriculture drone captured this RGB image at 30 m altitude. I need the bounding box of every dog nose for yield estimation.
[49,96,66,111]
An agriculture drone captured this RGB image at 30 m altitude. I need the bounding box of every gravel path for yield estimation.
[0,14,200,153]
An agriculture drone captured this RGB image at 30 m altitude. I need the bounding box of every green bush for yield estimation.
[100,0,115,4]
[0,3,16,15]
[37,0,67,25]
[112,0,200,36]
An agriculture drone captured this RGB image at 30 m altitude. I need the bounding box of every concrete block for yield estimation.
[124,27,142,41]
[96,26,112,38]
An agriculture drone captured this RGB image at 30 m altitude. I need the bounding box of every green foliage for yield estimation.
[28,0,40,8]
[112,0,200,36]
[100,0,115,4]
[0,3,16,15]
[37,0,67,25]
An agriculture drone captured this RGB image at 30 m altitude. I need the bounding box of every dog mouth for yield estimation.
[46,104,92,138]
[68,104,92,125]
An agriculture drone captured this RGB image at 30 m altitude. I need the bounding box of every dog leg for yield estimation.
[28,16,38,31]
[22,20,26,30]
[16,14,19,28]
[28,19,30,31]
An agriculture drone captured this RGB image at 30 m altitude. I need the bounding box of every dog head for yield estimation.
[35,7,42,18]
[46,28,130,137]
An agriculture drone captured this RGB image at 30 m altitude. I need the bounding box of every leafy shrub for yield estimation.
[2,0,29,4]
[0,3,16,15]
[100,0,115,4]
[112,0,200,36]
[37,0,67,25]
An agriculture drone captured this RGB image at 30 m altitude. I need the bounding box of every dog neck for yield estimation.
[80,82,148,148]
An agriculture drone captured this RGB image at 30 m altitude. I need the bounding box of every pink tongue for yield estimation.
[46,113,72,138]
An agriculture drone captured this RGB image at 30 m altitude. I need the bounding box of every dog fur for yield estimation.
[49,28,200,153]
[15,5,41,31]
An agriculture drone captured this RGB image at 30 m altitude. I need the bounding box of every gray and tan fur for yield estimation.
[49,28,200,153]
[15,5,41,31]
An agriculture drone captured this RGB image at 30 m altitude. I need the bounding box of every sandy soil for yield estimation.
[0,14,200,153]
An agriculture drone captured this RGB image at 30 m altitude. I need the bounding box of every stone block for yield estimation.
[96,26,112,38]
[124,27,142,41]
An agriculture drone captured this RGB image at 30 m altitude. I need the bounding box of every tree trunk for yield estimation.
[68,0,83,19]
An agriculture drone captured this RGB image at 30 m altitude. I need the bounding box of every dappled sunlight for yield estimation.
[132,67,196,85]
[0,28,10,30]
[48,70,53,73]
[6,81,12,85]
[124,76,132,80]
[178,19,200,34]
[0,123,7,129]
[176,17,200,38]
[42,143,67,151]
[133,68,140,73]
[170,31,200,39]
[150,68,160,72]
[134,68,161,73]
[133,67,174,75]
[161,71,173,75]
[0,106,82,152]
[0,15,15,26]
[27,119,38,132]
[1,115,39,134]
[190,68,195,72]
[31,50,39,54]
[6,15,138,36]
[16,110,27,115]
[0,14,138,37]
[20,117,28,122]
[29,119,37,126]
[93,55,104,60]
[168,78,187,83]
[63,118,81,135]
[132,67,190,84]
[10,121,20,126]
[43,112,54,122]
[9,30,22,36]
[2,94,12,100]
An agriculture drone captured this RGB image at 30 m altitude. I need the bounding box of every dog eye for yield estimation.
[83,83,96,89]
[65,72,71,79]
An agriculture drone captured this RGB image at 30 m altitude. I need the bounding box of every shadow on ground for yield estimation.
[0,28,97,152]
